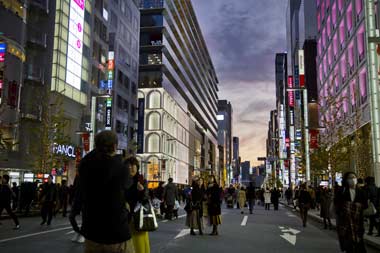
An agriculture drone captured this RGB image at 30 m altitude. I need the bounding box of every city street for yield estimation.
[1,204,376,253]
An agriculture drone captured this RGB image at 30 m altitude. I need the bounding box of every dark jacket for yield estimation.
[298,190,312,206]
[246,185,256,200]
[125,173,148,214]
[0,184,13,206]
[207,184,221,216]
[79,150,132,244]
[40,183,57,203]
[164,182,178,206]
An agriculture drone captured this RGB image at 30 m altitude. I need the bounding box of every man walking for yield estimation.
[246,182,256,214]
[0,175,20,229]
[59,180,69,217]
[40,175,57,226]
[79,131,134,253]
[164,178,178,220]
[11,182,19,211]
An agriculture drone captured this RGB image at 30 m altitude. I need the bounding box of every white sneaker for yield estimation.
[71,233,80,242]
[77,235,85,243]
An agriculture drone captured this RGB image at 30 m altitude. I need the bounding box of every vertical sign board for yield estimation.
[137,98,145,154]
[288,76,294,107]
[105,98,112,130]
[298,49,305,88]
[0,43,5,103]
[294,66,300,100]
[0,42,6,63]
[107,51,114,91]
[66,0,85,90]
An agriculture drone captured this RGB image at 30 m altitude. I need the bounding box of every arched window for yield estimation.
[147,112,160,130]
[148,91,161,108]
[147,134,160,152]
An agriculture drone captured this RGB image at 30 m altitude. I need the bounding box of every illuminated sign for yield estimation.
[66,0,85,90]
[298,50,305,87]
[53,144,76,158]
[105,98,112,129]
[0,43,6,53]
[217,115,225,121]
[288,76,294,107]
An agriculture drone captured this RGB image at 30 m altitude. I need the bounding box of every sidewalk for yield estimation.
[281,201,380,250]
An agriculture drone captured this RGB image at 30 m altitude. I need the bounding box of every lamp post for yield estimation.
[287,87,310,185]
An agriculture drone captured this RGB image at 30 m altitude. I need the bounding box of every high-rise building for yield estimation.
[107,0,140,150]
[232,136,240,180]
[266,110,279,181]
[217,100,233,184]
[240,161,251,185]
[316,0,373,178]
[137,0,219,185]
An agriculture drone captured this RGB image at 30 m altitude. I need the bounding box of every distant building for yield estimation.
[240,161,251,185]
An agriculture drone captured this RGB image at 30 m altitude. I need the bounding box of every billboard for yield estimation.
[105,98,112,129]
[137,98,145,154]
[298,50,305,87]
[66,0,86,90]
[288,76,294,107]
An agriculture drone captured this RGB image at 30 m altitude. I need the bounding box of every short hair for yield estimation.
[95,131,118,154]
[342,171,357,187]
[168,178,173,183]
[3,174,10,183]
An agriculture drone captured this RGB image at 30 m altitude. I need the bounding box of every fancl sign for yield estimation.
[53,144,76,158]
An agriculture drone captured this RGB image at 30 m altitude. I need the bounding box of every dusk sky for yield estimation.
[192,0,288,166]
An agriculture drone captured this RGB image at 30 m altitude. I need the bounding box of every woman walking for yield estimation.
[125,157,150,253]
[185,177,203,236]
[335,172,368,253]
[207,176,222,235]
[298,184,312,227]
[238,186,247,214]
[200,178,209,233]
[264,188,272,210]
[320,188,333,230]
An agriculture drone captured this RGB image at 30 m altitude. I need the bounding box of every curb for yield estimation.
[280,202,380,250]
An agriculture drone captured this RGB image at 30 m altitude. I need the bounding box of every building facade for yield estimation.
[137,0,219,185]
[217,99,233,185]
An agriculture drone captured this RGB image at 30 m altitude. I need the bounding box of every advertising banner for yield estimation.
[105,98,112,129]
[310,129,319,149]
[137,98,145,154]
[81,132,90,152]
[288,76,294,107]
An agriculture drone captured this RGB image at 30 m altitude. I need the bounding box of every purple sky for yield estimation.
[192,0,287,165]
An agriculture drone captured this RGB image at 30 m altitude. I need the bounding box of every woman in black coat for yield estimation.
[185,177,203,236]
[207,175,221,235]
[335,172,368,253]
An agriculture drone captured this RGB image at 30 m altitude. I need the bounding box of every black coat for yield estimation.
[40,183,57,203]
[246,186,256,200]
[125,174,148,214]
[79,150,132,244]
[207,184,221,216]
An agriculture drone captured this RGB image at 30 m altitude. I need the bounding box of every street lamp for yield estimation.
[287,87,311,185]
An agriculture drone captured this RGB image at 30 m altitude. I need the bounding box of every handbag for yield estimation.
[364,201,377,217]
[134,201,158,232]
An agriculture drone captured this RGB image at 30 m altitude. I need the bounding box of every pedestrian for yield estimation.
[293,186,300,210]
[78,131,134,253]
[207,175,222,235]
[309,186,316,209]
[320,188,333,230]
[40,175,57,226]
[272,188,281,210]
[69,173,85,243]
[285,188,293,206]
[264,188,272,210]
[200,178,209,231]
[260,188,265,206]
[246,182,256,214]
[0,175,20,229]
[298,184,312,227]
[364,176,379,236]
[154,182,165,218]
[125,157,150,253]
[11,182,19,211]
[163,178,178,220]
[316,186,322,211]
[335,171,368,253]
[238,186,247,214]
[185,177,203,236]
[58,180,69,217]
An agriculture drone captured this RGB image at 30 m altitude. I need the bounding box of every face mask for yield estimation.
[347,178,357,187]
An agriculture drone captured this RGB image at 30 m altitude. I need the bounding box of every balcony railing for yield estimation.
[25,64,44,83]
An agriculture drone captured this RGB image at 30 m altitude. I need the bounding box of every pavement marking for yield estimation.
[65,230,76,235]
[174,229,190,239]
[0,226,72,243]
[279,226,300,246]
[161,220,169,223]
[241,215,248,226]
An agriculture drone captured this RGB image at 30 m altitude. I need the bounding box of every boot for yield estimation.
[190,229,196,236]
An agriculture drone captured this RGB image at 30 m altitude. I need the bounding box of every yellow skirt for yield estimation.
[130,224,150,253]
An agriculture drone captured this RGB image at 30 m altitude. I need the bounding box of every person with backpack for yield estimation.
[0,175,20,229]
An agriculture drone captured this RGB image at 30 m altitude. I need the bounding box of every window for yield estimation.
[141,14,164,27]
[140,0,164,9]
[332,3,337,27]
[359,68,367,104]
[148,91,161,108]
[356,0,363,16]
[357,25,365,62]
[116,120,123,133]
[140,53,162,65]
[339,20,345,47]
[147,134,160,153]
[348,42,355,71]
[147,112,160,130]
[132,82,137,94]
[110,10,118,28]
[346,3,353,33]
[140,31,163,46]
[317,13,321,32]
[338,0,343,14]
[139,71,162,87]
[340,54,347,82]
[333,33,338,57]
